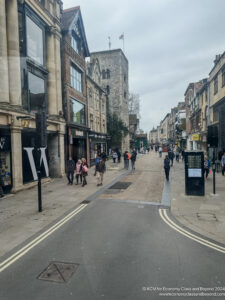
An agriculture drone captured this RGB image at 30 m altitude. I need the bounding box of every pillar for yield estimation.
[6,0,22,106]
[46,29,57,115]
[0,0,9,103]
[11,120,23,192]
[55,33,63,113]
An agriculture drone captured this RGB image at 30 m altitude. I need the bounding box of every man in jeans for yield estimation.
[221,152,225,176]
[96,158,106,186]
[67,157,75,185]
[131,149,137,172]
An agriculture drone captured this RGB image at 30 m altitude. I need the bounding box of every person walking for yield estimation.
[168,150,175,166]
[221,152,225,176]
[175,149,180,162]
[80,158,88,187]
[67,156,75,185]
[117,150,121,163]
[75,159,82,185]
[164,155,170,181]
[158,146,162,158]
[94,155,100,176]
[112,151,118,163]
[123,151,129,169]
[96,158,106,186]
[204,156,210,179]
[131,149,137,172]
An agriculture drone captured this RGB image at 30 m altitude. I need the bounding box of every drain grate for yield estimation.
[197,213,217,221]
[37,262,79,283]
[109,182,132,189]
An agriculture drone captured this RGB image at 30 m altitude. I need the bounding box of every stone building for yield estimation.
[129,114,139,149]
[184,80,206,150]
[86,57,107,165]
[149,127,158,145]
[208,53,225,152]
[61,6,90,164]
[0,0,65,193]
[90,49,130,152]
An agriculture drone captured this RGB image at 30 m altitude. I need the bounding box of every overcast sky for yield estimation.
[63,0,225,133]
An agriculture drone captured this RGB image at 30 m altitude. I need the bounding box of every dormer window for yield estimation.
[71,35,80,54]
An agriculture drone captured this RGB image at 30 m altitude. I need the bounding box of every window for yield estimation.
[102,119,105,133]
[28,72,45,113]
[214,76,218,94]
[102,100,105,112]
[222,69,225,87]
[88,89,92,106]
[106,85,110,94]
[71,36,80,54]
[124,91,127,99]
[26,15,44,65]
[90,114,94,130]
[106,69,110,79]
[70,65,82,92]
[102,70,106,79]
[70,98,85,125]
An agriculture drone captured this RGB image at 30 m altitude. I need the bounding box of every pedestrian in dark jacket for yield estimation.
[117,151,121,163]
[96,158,106,186]
[67,157,75,185]
[168,151,175,166]
[131,150,137,172]
[164,155,170,181]
[94,156,100,176]
[80,158,88,187]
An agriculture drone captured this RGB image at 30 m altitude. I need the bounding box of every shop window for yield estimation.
[28,72,45,113]
[70,98,85,125]
[70,65,82,92]
[26,15,44,65]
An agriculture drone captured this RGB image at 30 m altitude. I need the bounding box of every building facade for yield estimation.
[0,0,65,193]
[90,49,130,152]
[86,57,107,165]
[61,6,90,164]
[208,53,225,152]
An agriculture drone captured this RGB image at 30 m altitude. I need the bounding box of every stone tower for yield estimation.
[90,49,130,152]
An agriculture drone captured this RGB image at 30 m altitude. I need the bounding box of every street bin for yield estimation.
[184,151,205,196]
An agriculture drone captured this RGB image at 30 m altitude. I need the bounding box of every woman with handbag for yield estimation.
[80,158,88,187]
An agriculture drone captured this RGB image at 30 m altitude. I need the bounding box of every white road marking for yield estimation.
[0,204,88,273]
[159,208,225,254]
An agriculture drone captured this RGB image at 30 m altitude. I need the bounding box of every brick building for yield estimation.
[61,6,90,164]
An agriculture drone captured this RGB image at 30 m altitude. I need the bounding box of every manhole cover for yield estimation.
[38,262,79,283]
[197,213,217,221]
[109,182,132,189]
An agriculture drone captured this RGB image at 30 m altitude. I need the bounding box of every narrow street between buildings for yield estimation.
[1,152,225,300]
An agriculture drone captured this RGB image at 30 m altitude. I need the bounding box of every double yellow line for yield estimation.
[0,204,88,273]
[159,208,225,254]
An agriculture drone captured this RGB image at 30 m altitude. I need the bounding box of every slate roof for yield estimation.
[62,6,80,31]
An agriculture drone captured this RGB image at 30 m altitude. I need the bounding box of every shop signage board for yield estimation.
[184,151,204,196]
[192,134,200,141]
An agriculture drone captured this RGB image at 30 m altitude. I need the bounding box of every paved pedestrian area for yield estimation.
[170,156,225,245]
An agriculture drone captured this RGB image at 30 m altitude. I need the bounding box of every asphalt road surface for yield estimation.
[1,201,225,299]
[1,160,225,299]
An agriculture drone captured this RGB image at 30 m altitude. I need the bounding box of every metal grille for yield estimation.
[109,182,132,189]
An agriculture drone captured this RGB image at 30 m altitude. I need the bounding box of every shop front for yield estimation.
[89,132,107,166]
[70,128,87,163]
[0,129,12,193]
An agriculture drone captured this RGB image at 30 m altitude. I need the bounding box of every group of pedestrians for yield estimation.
[67,157,88,187]
[123,150,137,171]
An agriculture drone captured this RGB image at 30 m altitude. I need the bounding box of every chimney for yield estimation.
[214,54,221,65]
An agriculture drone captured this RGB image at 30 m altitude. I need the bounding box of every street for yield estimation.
[1,153,225,300]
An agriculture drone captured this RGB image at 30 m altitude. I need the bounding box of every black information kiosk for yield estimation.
[184,151,205,196]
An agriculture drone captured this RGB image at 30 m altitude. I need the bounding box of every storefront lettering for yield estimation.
[0,137,6,150]
[23,147,49,180]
